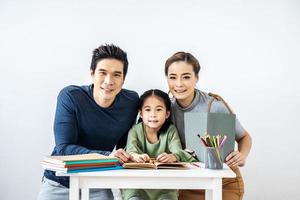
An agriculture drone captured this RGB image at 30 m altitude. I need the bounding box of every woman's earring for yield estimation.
[168,90,174,99]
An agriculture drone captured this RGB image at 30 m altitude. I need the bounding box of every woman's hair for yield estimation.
[138,89,172,134]
[164,51,201,76]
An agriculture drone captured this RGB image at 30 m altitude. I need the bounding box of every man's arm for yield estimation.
[116,131,128,150]
[53,88,110,156]
[110,132,131,164]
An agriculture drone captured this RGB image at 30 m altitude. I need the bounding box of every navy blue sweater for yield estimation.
[44,85,139,187]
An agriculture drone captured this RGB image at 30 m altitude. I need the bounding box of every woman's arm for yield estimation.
[225,131,252,168]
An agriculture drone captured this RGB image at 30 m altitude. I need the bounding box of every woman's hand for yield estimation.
[130,153,151,163]
[226,131,252,168]
[156,153,177,163]
[225,150,246,168]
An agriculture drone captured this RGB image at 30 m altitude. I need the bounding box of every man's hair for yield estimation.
[90,44,128,78]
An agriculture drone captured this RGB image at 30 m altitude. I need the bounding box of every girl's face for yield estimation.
[166,61,198,107]
[140,96,170,132]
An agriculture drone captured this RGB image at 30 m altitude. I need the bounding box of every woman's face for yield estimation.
[166,61,198,107]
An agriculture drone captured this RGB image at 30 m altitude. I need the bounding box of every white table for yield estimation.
[56,163,235,200]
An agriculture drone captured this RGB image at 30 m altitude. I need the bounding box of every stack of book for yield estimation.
[41,153,122,173]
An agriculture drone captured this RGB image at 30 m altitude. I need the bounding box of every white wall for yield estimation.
[1,0,299,199]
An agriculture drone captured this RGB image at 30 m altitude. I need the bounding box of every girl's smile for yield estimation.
[140,96,170,133]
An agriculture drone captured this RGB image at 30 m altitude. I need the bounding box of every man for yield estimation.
[38,44,139,200]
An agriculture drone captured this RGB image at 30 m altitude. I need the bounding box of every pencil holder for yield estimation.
[204,147,223,169]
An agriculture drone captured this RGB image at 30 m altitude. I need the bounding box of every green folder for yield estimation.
[184,112,236,162]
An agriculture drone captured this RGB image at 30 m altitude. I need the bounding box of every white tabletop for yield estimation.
[56,163,235,179]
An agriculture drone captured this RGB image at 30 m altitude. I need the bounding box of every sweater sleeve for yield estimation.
[125,126,144,154]
[167,125,197,162]
[116,131,129,150]
[53,88,110,156]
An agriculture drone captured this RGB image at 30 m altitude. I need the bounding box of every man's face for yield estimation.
[91,58,124,107]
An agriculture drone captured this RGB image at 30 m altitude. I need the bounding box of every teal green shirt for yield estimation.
[122,122,195,200]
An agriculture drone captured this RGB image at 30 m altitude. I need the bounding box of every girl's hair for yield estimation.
[164,51,201,76]
[138,89,172,134]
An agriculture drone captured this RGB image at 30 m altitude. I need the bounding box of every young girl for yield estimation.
[122,89,195,200]
[164,51,252,200]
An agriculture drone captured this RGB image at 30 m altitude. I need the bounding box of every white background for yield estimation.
[1,0,300,199]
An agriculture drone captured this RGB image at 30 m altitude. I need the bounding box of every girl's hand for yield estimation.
[156,153,177,163]
[130,153,150,163]
[225,150,246,168]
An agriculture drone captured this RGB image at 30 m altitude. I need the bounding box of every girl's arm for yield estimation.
[160,125,197,162]
[156,152,177,163]
[130,152,151,163]
[125,125,150,162]
[125,127,143,154]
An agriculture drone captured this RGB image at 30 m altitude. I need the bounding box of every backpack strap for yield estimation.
[208,92,233,114]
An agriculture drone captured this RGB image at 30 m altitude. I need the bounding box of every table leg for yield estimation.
[69,177,80,200]
[81,189,89,200]
[205,178,222,200]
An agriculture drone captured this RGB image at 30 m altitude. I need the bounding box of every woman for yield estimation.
[164,52,252,200]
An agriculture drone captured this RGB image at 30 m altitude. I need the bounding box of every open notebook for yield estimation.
[123,161,187,169]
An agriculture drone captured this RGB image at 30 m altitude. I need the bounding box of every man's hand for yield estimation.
[109,148,130,164]
[130,153,151,163]
[156,153,177,163]
[225,150,246,168]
